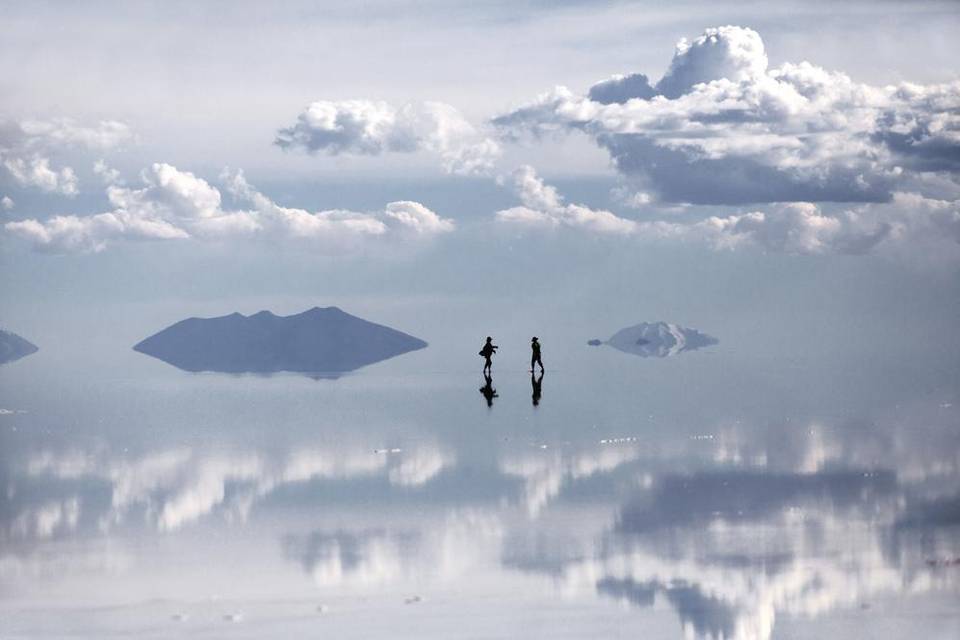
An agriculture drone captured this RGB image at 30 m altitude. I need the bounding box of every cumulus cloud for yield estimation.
[5,163,453,253]
[496,165,637,234]
[0,195,12,210]
[495,164,959,256]
[493,26,960,206]
[0,118,133,195]
[3,156,78,196]
[276,99,501,175]
[92,159,122,185]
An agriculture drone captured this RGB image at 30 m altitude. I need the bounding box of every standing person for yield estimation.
[530,336,544,373]
[479,336,498,374]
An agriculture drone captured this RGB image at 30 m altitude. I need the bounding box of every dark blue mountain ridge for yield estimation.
[133,306,428,374]
[0,329,39,365]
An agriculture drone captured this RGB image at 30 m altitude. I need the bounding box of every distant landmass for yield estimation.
[591,322,717,358]
[0,329,39,365]
[133,307,428,374]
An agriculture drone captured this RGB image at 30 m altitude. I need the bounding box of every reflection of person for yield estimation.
[530,337,544,373]
[480,372,498,407]
[531,370,543,407]
[479,336,498,374]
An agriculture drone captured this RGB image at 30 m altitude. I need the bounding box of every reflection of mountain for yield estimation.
[0,329,38,364]
[599,322,717,358]
[133,306,427,374]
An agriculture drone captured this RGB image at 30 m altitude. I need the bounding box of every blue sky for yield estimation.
[1,0,959,343]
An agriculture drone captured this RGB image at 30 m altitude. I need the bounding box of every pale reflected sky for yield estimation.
[1,302,958,637]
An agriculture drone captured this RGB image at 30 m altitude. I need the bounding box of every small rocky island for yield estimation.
[590,322,717,358]
[133,306,427,374]
[0,329,39,364]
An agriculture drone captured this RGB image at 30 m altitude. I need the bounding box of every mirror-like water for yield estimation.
[1,313,958,639]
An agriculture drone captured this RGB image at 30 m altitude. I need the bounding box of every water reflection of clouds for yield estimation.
[282,510,504,588]
[11,442,456,536]
[8,498,80,540]
[509,461,959,640]
[2,413,958,638]
[494,418,960,640]
[499,443,641,516]
[283,529,419,587]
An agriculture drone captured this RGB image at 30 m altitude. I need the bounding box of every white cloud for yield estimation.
[5,163,453,253]
[493,26,960,207]
[657,25,769,99]
[692,194,960,256]
[694,202,892,255]
[276,99,501,175]
[18,118,133,151]
[2,156,78,196]
[0,118,133,196]
[495,166,959,257]
[92,159,121,185]
[496,165,637,234]
[610,186,653,209]
[1,195,15,210]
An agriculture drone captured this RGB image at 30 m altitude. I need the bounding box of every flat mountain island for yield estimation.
[0,329,39,365]
[133,307,427,374]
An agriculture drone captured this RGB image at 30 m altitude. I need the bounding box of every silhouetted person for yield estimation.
[479,336,498,374]
[480,372,498,407]
[530,336,544,373]
[531,370,543,407]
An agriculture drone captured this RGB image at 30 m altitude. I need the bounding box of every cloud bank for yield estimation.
[0,118,133,196]
[495,156,958,257]
[5,163,453,253]
[494,26,960,206]
[276,99,500,175]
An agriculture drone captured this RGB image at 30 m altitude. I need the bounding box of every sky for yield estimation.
[1,0,959,349]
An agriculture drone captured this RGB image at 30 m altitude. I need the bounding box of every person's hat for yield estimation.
[532,336,538,340]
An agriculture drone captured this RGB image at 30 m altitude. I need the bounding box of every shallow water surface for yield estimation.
[1,325,958,639]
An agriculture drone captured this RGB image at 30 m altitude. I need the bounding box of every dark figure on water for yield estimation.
[480,372,498,407]
[479,336,498,374]
[530,337,544,373]
[531,370,543,407]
